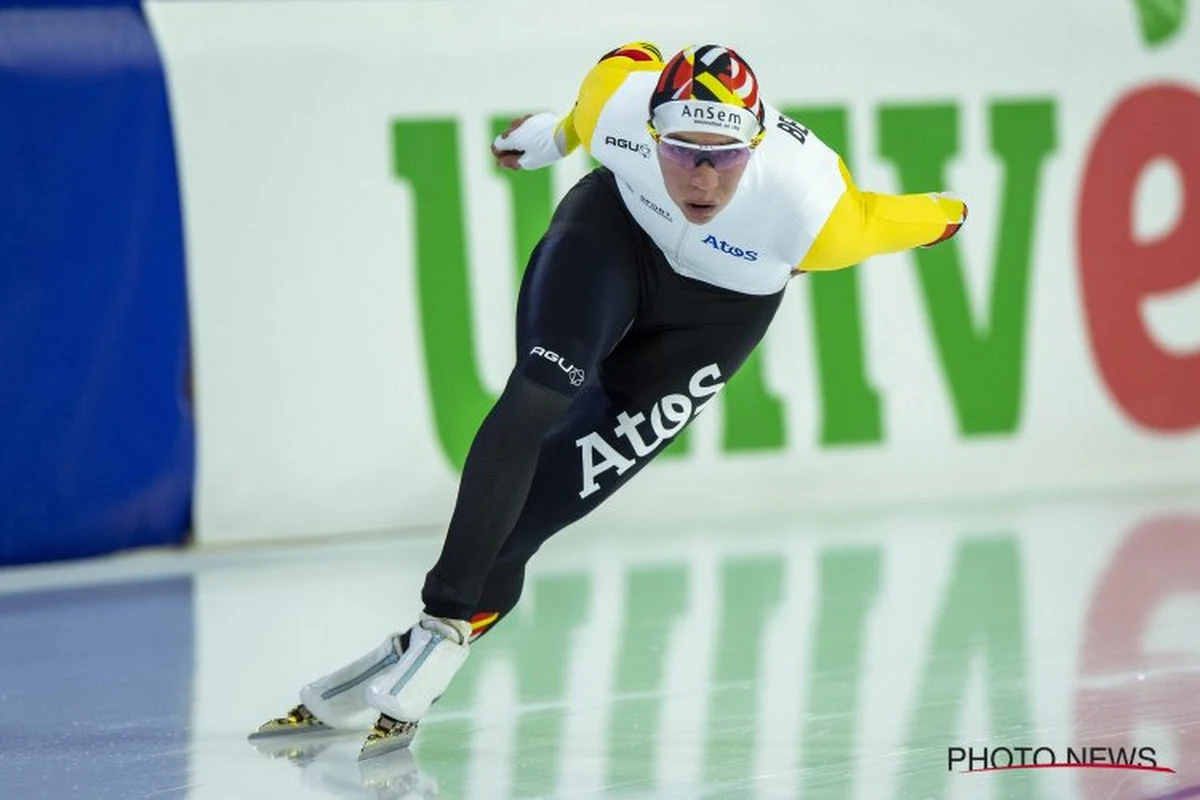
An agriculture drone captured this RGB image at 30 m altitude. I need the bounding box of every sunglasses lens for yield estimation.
[708,148,752,169]
[657,140,751,170]
[657,141,697,169]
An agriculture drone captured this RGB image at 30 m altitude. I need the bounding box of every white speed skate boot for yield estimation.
[357,613,473,761]
[250,632,409,748]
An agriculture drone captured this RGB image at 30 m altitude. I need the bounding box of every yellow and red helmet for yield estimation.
[649,45,766,147]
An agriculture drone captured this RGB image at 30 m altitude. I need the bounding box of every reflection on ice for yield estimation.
[1,493,1197,799]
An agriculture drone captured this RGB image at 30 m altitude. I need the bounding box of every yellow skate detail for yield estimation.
[249,704,332,738]
[358,714,419,761]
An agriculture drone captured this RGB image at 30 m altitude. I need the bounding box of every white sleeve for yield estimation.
[492,112,568,170]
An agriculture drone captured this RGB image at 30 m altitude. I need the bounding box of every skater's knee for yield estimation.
[497,370,574,431]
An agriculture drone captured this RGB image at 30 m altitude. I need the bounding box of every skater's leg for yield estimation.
[251,379,563,739]
[420,169,642,622]
[417,369,572,617]
[251,170,641,747]
[465,278,786,636]
[355,172,648,757]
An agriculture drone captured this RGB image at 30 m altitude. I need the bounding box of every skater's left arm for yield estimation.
[492,41,663,171]
[492,111,579,171]
[797,158,968,273]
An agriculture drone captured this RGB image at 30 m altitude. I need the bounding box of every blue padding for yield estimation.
[0,578,194,797]
[0,7,193,565]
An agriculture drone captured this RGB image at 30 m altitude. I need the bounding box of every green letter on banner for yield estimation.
[396,116,557,471]
[718,324,786,453]
[490,114,556,285]
[392,119,495,469]
[878,101,1056,436]
[783,106,884,446]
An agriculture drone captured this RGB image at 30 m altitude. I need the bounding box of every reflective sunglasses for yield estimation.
[655,137,754,171]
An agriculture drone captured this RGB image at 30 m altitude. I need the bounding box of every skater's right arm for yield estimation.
[797,157,968,272]
[491,41,664,171]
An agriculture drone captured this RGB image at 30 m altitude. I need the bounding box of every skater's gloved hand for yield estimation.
[919,193,968,247]
[492,112,566,171]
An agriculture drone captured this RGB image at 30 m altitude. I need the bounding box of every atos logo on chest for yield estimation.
[702,234,759,262]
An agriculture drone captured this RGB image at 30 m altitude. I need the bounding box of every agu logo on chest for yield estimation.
[604,135,650,158]
[702,234,759,262]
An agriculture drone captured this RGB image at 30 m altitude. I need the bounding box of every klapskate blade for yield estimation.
[357,726,417,762]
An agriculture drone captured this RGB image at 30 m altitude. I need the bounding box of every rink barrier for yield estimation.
[0,3,193,565]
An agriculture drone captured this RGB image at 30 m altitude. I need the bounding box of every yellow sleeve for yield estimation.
[562,42,664,156]
[799,159,968,272]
